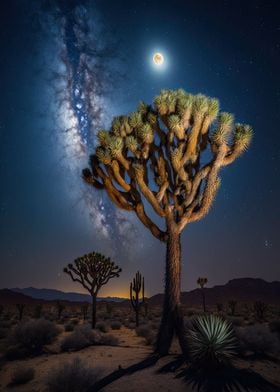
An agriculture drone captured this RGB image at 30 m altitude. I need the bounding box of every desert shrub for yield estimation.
[135,325,151,338]
[187,315,237,369]
[65,322,75,332]
[125,322,135,329]
[96,321,109,333]
[228,300,237,316]
[216,303,224,312]
[45,358,102,392]
[100,334,119,346]
[111,321,122,330]
[8,319,60,357]
[226,316,244,327]
[236,324,280,356]
[9,367,35,385]
[61,331,90,352]
[61,325,103,352]
[77,325,102,344]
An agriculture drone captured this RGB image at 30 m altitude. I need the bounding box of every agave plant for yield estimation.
[187,314,237,368]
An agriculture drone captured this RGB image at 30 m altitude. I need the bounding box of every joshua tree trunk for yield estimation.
[155,222,187,356]
[91,293,97,329]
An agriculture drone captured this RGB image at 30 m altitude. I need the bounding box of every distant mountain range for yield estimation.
[149,278,280,306]
[10,287,126,303]
[0,278,279,307]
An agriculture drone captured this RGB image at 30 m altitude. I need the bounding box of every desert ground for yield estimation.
[0,298,280,392]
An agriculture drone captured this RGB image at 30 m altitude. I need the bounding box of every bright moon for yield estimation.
[153,52,164,66]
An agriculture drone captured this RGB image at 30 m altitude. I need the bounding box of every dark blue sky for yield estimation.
[0,0,279,297]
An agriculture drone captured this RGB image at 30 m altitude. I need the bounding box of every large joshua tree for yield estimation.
[82,89,252,355]
[64,252,121,328]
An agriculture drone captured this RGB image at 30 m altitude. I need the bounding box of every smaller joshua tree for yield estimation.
[130,271,145,327]
[197,277,208,313]
[254,301,267,321]
[64,252,121,329]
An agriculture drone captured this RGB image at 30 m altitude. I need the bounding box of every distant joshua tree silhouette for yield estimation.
[16,303,25,320]
[228,300,237,316]
[130,271,145,326]
[197,277,208,312]
[83,89,253,355]
[254,301,267,320]
[64,252,121,328]
[55,301,65,320]
[34,304,43,319]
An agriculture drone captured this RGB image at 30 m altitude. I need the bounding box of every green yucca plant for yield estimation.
[187,315,237,368]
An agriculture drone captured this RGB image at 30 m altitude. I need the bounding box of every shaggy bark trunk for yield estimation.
[91,293,97,329]
[155,223,187,356]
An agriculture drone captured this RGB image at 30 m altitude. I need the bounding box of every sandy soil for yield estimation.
[1,328,280,392]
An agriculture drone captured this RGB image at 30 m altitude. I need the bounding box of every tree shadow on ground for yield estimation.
[91,354,280,392]
[91,354,159,391]
[158,356,280,392]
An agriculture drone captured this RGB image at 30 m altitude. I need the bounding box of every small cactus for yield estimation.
[130,271,145,327]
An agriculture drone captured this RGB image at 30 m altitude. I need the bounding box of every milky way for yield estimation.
[42,0,140,255]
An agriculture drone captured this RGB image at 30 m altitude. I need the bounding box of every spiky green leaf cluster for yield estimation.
[125,135,138,152]
[96,147,111,165]
[193,94,209,117]
[234,124,253,151]
[187,315,237,368]
[108,136,123,157]
[97,130,110,147]
[138,123,154,144]
[212,112,234,144]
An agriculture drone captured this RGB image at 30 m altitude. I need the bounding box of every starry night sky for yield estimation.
[0,0,279,298]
